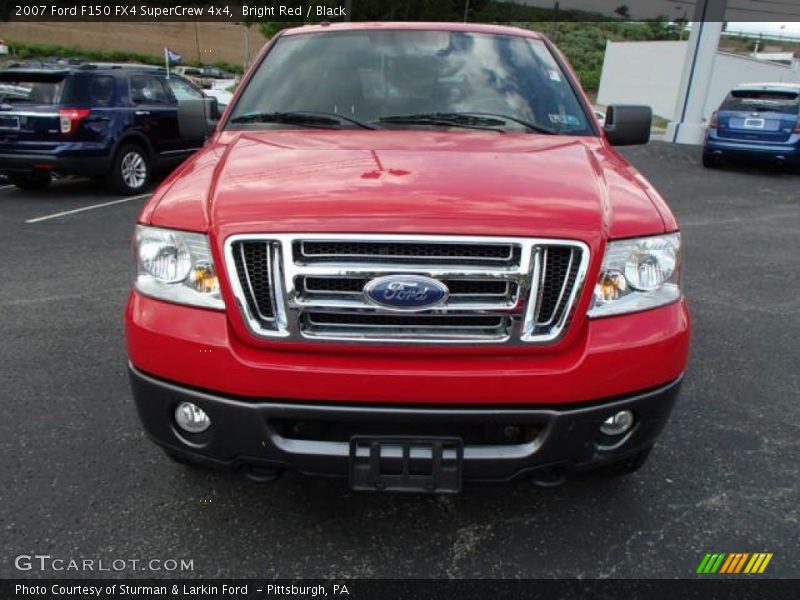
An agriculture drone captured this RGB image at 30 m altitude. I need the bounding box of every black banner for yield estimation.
[2,579,799,600]
[2,0,800,22]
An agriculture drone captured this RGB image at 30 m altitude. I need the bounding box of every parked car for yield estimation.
[126,23,690,493]
[703,82,800,169]
[174,66,236,91]
[0,63,217,193]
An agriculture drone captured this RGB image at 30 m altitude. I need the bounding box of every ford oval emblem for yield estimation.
[364,275,449,311]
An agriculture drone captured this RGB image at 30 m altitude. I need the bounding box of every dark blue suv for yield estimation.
[0,63,215,194]
[703,83,800,170]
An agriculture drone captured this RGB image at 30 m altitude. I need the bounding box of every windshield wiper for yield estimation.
[377,112,557,134]
[230,111,376,130]
[455,112,559,135]
[377,113,507,132]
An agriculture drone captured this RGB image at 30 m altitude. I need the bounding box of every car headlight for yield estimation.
[588,232,682,318]
[134,225,224,310]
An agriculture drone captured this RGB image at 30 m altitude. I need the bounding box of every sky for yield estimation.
[516,0,800,29]
[728,22,800,38]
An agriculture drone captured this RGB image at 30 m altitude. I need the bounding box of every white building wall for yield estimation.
[597,40,800,121]
[597,41,687,119]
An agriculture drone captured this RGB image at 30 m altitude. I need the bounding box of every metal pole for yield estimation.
[194,20,201,64]
[243,24,250,71]
[463,0,470,23]
[345,0,352,22]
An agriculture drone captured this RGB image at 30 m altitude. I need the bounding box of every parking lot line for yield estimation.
[25,193,152,224]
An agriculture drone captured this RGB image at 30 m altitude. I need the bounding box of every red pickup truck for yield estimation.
[126,22,691,493]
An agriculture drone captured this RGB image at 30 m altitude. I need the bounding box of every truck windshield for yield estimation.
[228,29,593,135]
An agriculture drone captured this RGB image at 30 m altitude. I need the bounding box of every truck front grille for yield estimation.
[226,235,589,345]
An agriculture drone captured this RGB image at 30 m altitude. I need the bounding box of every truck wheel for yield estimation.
[108,143,150,195]
[9,172,51,191]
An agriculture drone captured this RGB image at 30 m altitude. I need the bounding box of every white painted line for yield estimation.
[25,193,152,224]
[0,185,14,191]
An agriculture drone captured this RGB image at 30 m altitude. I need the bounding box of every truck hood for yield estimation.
[145,130,672,241]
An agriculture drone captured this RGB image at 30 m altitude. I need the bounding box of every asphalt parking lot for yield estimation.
[1,142,798,580]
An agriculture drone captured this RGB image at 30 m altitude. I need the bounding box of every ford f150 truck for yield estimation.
[126,22,691,493]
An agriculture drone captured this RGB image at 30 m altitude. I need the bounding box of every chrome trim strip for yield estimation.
[0,111,59,118]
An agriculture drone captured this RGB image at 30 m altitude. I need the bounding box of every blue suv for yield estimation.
[703,82,800,170]
[0,63,216,194]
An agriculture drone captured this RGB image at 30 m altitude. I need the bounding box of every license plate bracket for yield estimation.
[349,436,463,494]
[744,118,765,129]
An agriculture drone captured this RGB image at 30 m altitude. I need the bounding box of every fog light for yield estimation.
[175,402,211,433]
[600,410,634,436]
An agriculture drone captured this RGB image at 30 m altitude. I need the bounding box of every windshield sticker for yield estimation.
[548,114,581,126]
[547,69,562,82]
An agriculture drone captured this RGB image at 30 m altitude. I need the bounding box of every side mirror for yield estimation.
[604,105,652,146]
[177,97,208,142]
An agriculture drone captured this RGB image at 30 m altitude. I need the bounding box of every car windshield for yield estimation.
[721,90,800,114]
[227,29,593,135]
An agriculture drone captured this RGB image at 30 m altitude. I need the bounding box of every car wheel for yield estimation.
[9,172,51,191]
[108,143,150,195]
[702,152,719,169]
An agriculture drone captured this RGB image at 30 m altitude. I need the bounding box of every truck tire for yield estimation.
[9,172,51,191]
[108,143,150,195]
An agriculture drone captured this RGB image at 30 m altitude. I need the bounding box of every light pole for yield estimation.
[194,20,201,65]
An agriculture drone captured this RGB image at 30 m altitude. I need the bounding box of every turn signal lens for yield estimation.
[598,270,627,302]
[189,262,220,294]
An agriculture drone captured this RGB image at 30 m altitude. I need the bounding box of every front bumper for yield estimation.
[130,364,682,483]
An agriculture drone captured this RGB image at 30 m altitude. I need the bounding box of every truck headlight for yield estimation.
[134,225,224,310]
[588,233,681,318]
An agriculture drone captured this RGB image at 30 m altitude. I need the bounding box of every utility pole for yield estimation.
[551,2,560,43]
[194,20,201,65]
[243,23,251,71]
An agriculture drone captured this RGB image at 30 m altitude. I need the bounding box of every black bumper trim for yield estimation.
[129,364,683,483]
[0,153,111,176]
